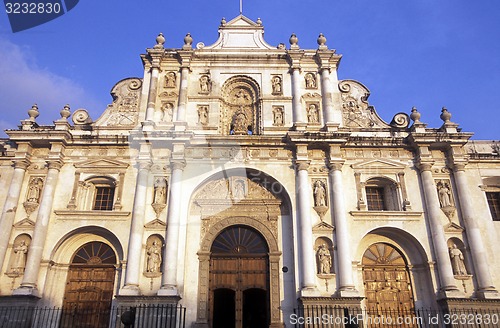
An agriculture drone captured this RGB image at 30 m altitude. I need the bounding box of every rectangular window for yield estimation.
[486,192,500,221]
[93,187,115,211]
[366,187,386,211]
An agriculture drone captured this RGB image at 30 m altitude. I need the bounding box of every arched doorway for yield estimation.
[61,241,117,328]
[362,243,416,326]
[209,225,270,328]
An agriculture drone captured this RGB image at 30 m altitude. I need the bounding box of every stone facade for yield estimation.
[0,15,499,327]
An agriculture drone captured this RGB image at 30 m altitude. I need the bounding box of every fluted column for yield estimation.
[0,160,30,271]
[14,160,62,295]
[453,164,498,297]
[417,163,460,296]
[144,60,160,123]
[296,161,316,291]
[120,161,150,295]
[159,160,186,295]
[329,162,357,295]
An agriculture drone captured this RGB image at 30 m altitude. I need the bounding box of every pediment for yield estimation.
[226,15,259,27]
[444,222,464,233]
[13,218,35,229]
[351,159,406,171]
[313,221,335,232]
[144,219,167,230]
[74,159,129,170]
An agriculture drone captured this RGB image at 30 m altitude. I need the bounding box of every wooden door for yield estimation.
[61,242,117,328]
[362,243,416,327]
[209,226,270,328]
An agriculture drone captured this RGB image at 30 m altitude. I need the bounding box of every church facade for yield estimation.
[0,15,499,327]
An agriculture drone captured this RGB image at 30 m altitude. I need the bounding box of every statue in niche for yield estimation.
[313,180,327,207]
[273,107,284,126]
[233,179,245,199]
[12,240,28,272]
[199,75,211,93]
[146,240,162,273]
[198,106,209,126]
[307,104,319,124]
[232,108,248,135]
[165,72,176,88]
[317,244,332,274]
[162,103,174,122]
[272,76,282,94]
[27,177,43,203]
[305,73,316,89]
[437,180,453,208]
[449,244,467,276]
[153,178,167,205]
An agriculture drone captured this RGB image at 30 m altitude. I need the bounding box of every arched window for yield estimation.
[365,177,400,211]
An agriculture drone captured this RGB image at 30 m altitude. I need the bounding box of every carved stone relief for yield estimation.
[98,78,142,127]
[144,235,163,278]
[272,106,284,126]
[312,179,328,220]
[24,177,43,220]
[152,177,167,218]
[271,75,282,95]
[221,76,260,135]
[436,179,455,221]
[306,103,320,124]
[199,75,211,94]
[305,73,317,89]
[197,105,209,126]
[156,102,174,123]
[315,237,334,276]
[7,234,31,277]
[165,72,177,88]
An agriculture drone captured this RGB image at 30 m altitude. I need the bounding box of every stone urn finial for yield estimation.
[289,33,299,49]
[256,17,262,25]
[154,33,165,49]
[317,33,327,49]
[440,107,452,123]
[410,106,421,123]
[60,104,71,120]
[221,17,227,26]
[28,104,39,122]
[183,33,193,49]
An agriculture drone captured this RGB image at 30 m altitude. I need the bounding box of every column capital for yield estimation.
[328,161,344,172]
[46,160,63,171]
[296,160,310,171]
[136,161,152,171]
[416,161,434,172]
[13,159,30,170]
[452,162,467,172]
[171,159,186,171]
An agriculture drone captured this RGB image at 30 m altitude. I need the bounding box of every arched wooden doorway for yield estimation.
[209,225,270,328]
[61,241,117,328]
[362,243,416,326]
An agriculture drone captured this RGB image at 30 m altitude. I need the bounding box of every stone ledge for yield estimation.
[350,210,423,221]
[54,210,131,219]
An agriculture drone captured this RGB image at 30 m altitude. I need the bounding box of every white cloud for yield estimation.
[0,37,103,136]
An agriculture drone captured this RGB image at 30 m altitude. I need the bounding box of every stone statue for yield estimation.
[233,180,245,199]
[165,72,176,88]
[163,103,174,122]
[437,181,452,208]
[305,73,316,88]
[272,76,282,94]
[12,240,28,272]
[198,106,209,126]
[232,109,248,135]
[307,104,319,124]
[273,107,284,126]
[146,240,162,273]
[449,244,467,276]
[199,75,211,93]
[314,180,327,207]
[153,178,167,205]
[27,178,43,203]
[317,244,332,274]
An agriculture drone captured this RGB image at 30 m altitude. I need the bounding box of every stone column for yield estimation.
[417,163,460,296]
[158,160,185,295]
[175,67,189,124]
[291,68,305,126]
[452,164,498,297]
[14,161,62,295]
[320,68,334,124]
[144,58,161,123]
[296,161,316,291]
[120,161,150,295]
[0,160,30,271]
[328,162,357,295]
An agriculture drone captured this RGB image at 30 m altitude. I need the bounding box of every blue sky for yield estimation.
[0,1,499,139]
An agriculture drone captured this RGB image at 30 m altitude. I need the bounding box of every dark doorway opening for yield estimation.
[213,288,236,328]
[243,288,268,328]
